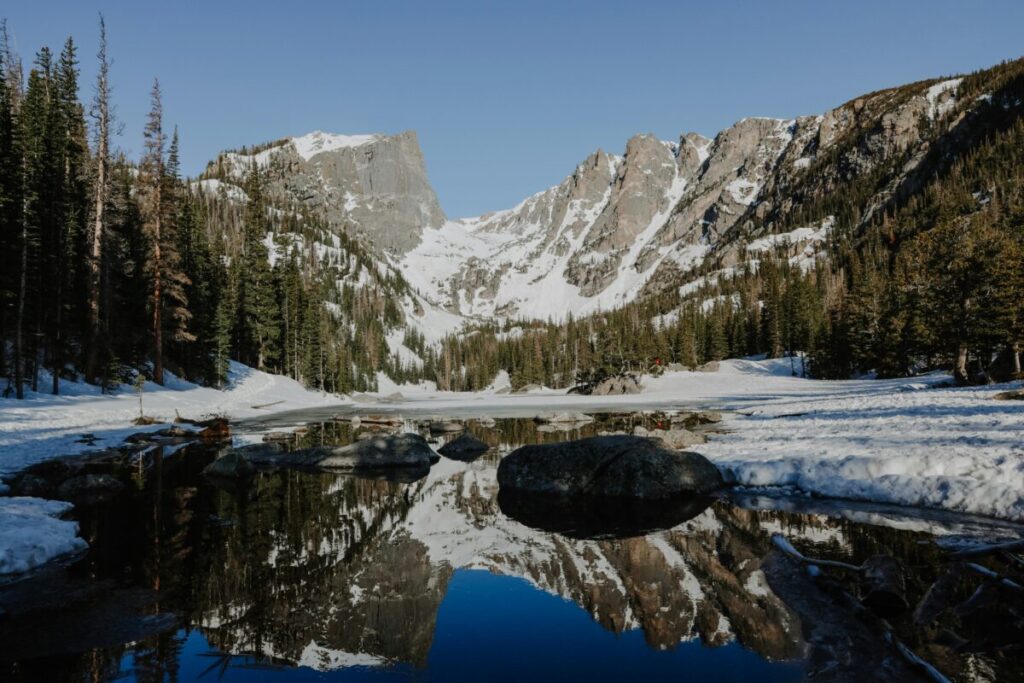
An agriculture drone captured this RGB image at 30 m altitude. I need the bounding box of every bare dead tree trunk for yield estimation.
[85,16,110,383]
[1013,341,1022,377]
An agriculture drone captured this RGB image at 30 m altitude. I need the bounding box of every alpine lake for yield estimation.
[2,408,1022,682]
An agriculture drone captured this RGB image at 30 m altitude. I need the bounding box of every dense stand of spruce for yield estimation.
[0,22,409,398]
[0,20,1021,398]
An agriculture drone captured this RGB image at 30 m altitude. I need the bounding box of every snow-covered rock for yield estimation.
[0,497,88,575]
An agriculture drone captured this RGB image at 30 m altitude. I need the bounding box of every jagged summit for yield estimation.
[197,62,997,328]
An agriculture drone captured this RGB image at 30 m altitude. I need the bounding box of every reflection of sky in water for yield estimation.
[155,570,802,682]
[8,414,1013,682]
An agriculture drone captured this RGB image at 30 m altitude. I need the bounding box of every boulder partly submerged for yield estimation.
[498,489,712,539]
[316,433,437,469]
[497,435,724,499]
[535,411,594,424]
[205,433,438,477]
[438,433,490,461]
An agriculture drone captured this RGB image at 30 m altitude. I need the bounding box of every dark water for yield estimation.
[1,414,1020,681]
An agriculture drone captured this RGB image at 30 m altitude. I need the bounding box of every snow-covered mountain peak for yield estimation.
[290,131,383,160]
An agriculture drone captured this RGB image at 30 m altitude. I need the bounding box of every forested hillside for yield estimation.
[430,60,1024,390]
[1,17,1021,398]
[0,21,430,397]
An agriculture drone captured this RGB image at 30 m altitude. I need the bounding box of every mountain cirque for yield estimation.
[199,74,967,326]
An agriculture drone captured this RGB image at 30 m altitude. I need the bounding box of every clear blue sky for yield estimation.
[4,1,1023,217]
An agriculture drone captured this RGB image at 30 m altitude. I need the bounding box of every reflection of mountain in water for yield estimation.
[194,454,870,670]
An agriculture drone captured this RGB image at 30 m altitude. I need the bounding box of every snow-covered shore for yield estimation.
[0,361,344,575]
[370,358,1024,522]
[1,356,1021,576]
[0,361,344,486]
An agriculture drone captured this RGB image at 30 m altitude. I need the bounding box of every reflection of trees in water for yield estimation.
[4,418,981,681]
[196,470,447,668]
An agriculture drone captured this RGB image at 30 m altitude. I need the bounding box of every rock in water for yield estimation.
[497,435,724,499]
[203,451,256,479]
[633,426,706,448]
[697,411,723,424]
[438,433,490,461]
[429,421,464,433]
[315,433,437,469]
[535,412,594,424]
[993,389,1024,401]
[55,474,124,502]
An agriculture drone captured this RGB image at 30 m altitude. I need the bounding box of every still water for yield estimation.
[1,414,1017,681]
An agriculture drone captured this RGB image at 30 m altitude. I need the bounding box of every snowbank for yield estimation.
[0,497,88,575]
[0,361,344,482]
[354,357,1023,522]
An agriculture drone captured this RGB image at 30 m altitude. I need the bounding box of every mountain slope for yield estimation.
[196,57,1023,369]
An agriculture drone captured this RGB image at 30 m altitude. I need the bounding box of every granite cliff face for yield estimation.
[199,66,988,328]
[209,130,445,255]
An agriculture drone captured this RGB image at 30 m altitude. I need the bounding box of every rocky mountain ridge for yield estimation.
[198,63,994,335]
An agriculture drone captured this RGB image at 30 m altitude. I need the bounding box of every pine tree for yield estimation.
[232,168,280,370]
[140,80,165,382]
[85,15,112,382]
[0,47,21,392]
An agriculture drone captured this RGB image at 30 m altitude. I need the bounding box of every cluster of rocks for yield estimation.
[567,373,643,396]
[5,419,231,503]
[204,433,440,479]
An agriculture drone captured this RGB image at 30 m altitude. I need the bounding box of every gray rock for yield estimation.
[438,433,490,461]
[513,383,543,394]
[351,393,379,404]
[56,474,125,500]
[535,412,593,424]
[695,361,720,373]
[497,435,725,499]
[429,421,464,433]
[315,433,437,469]
[993,389,1024,401]
[591,374,643,395]
[203,451,257,479]
[633,426,707,449]
[697,411,723,424]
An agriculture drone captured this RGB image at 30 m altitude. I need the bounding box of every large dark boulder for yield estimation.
[497,489,712,539]
[496,435,724,499]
